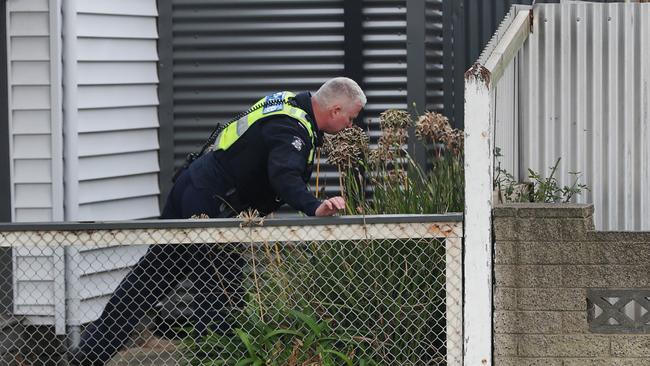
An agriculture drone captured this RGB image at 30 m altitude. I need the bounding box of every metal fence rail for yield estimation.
[0,215,462,366]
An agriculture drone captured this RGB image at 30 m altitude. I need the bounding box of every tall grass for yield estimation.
[185,238,447,365]
[325,110,464,215]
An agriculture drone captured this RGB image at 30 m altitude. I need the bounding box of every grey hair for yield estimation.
[313,77,367,108]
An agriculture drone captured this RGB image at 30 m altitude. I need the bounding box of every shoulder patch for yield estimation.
[291,136,304,151]
[262,92,285,114]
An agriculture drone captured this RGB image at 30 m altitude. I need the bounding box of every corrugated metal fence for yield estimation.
[158,0,447,201]
[494,2,650,230]
[445,0,625,129]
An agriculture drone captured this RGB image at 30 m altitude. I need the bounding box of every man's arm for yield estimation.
[264,120,344,216]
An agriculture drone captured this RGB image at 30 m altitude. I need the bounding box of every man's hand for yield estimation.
[314,196,346,217]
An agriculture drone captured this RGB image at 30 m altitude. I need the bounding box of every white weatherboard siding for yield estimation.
[7,0,63,222]
[73,2,160,220]
[7,0,66,332]
[70,0,160,326]
[7,0,161,331]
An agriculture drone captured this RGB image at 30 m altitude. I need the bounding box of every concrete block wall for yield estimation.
[493,203,650,365]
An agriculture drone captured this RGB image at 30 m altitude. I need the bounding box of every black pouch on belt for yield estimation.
[215,188,247,218]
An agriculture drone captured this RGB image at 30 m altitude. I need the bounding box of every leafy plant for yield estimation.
[283,239,448,365]
[185,307,366,366]
[494,150,589,203]
[184,238,447,365]
[527,158,589,203]
[494,147,531,203]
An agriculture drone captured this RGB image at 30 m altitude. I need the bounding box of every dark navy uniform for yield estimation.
[177,91,323,218]
[72,92,323,365]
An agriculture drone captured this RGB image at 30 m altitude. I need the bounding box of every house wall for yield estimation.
[6,0,161,329]
[64,0,161,326]
[73,0,160,221]
[6,0,66,329]
[7,0,63,222]
[6,0,161,219]
[493,203,650,365]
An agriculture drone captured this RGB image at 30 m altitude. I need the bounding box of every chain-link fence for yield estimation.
[0,215,462,366]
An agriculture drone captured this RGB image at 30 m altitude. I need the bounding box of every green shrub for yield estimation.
[494,151,589,203]
[184,238,447,365]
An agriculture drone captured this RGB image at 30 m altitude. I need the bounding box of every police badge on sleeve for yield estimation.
[262,92,285,114]
[291,136,304,151]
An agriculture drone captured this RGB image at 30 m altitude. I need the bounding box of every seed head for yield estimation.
[379,109,412,130]
[322,126,369,169]
[415,111,451,143]
[415,111,464,156]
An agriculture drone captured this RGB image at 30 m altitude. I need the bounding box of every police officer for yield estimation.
[70,77,366,365]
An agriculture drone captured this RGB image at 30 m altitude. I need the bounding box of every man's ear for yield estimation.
[331,105,342,117]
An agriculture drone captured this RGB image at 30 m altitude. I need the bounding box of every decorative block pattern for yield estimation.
[588,289,650,334]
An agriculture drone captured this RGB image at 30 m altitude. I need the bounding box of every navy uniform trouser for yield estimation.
[72,170,243,365]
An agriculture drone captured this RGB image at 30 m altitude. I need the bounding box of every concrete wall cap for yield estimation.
[493,203,594,218]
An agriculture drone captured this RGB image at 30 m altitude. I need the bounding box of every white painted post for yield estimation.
[462,10,531,365]
[463,64,495,366]
[446,236,463,366]
[63,0,79,221]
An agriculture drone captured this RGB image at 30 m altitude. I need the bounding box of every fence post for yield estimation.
[463,8,531,364]
[406,0,427,169]
[463,64,494,366]
[445,236,463,366]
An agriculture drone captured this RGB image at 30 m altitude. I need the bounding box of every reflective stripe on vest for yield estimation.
[213,91,316,164]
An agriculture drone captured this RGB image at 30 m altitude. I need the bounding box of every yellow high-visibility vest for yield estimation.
[213,91,316,164]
